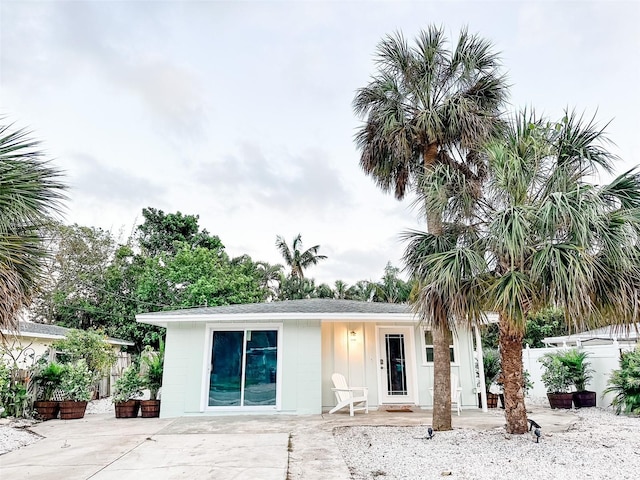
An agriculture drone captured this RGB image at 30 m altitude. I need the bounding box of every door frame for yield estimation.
[375,325,419,405]
[201,323,283,412]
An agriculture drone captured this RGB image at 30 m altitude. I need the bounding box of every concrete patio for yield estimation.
[0,406,580,480]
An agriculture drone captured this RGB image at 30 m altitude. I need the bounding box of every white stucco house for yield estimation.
[137,299,487,418]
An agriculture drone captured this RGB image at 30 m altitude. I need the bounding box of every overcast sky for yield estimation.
[1,0,638,286]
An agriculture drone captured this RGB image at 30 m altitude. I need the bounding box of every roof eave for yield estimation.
[137,311,417,327]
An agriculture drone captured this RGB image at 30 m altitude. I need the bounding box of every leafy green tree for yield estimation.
[404,110,640,433]
[53,329,117,381]
[372,263,410,303]
[346,280,376,301]
[167,245,266,307]
[30,222,117,328]
[275,234,327,279]
[523,308,568,348]
[315,283,335,298]
[0,122,66,331]
[137,207,223,256]
[276,274,317,300]
[354,26,507,430]
[482,307,569,349]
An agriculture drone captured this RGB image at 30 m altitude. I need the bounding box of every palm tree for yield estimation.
[403,110,640,433]
[373,262,410,303]
[353,26,508,430]
[275,234,327,279]
[0,122,66,331]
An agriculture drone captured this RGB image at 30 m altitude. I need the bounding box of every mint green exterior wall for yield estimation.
[321,322,477,412]
[280,319,322,414]
[160,319,322,418]
[160,322,207,418]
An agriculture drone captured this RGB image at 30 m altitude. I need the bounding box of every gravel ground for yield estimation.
[0,397,115,455]
[334,408,640,480]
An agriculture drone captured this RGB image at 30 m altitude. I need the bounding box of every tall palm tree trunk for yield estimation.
[498,313,528,434]
[424,158,453,431]
[432,324,453,430]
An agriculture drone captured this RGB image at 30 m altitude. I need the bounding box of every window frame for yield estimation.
[421,328,458,366]
[202,323,283,412]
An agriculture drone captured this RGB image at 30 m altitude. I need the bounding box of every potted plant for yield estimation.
[539,351,574,409]
[32,361,65,420]
[561,349,596,408]
[58,359,93,419]
[603,346,640,415]
[140,343,163,418]
[112,365,144,418]
[480,348,501,408]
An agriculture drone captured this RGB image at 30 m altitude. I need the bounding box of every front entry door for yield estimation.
[378,327,415,404]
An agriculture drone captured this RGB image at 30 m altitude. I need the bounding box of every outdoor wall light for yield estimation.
[350,330,357,341]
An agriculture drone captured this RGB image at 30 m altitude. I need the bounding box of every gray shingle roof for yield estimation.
[17,321,70,337]
[4,321,134,346]
[137,298,412,317]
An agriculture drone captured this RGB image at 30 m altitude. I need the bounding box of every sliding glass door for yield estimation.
[208,328,278,408]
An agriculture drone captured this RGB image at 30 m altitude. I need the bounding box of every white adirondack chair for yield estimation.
[430,373,463,416]
[329,373,369,416]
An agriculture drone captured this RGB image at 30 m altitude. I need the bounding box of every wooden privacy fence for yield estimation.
[96,351,132,398]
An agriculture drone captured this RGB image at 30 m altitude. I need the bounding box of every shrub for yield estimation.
[53,329,116,381]
[112,365,144,404]
[559,349,594,392]
[32,362,65,401]
[604,347,640,415]
[482,348,501,393]
[539,352,573,393]
[59,360,93,402]
[141,340,164,400]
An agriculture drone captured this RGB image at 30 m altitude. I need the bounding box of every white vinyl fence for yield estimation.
[522,342,635,408]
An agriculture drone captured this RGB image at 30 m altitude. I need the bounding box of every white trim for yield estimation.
[201,323,283,412]
[375,326,419,405]
[420,327,460,366]
[139,312,415,327]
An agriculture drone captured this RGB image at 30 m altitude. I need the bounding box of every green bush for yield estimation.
[32,362,65,401]
[112,365,144,404]
[0,361,29,417]
[482,348,501,392]
[59,360,93,402]
[604,347,640,415]
[53,329,116,381]
[559,349,594,392]
[539,352,573,393]
[141,340,164,400]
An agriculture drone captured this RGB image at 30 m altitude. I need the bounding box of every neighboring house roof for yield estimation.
[1,321,134,347]
[543,323,640,347]
[137,298,416,327]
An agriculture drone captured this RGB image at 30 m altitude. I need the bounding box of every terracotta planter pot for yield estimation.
[573,391,596,408]
[59,401,88,420]
[547,392,573,409]
[34,401,59,420]
[114,400,140,418]
[140,399,161,418]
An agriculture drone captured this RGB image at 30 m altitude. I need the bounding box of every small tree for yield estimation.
[53,329,117,381]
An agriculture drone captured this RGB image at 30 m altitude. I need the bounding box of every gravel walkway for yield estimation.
[334,408,640,480]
